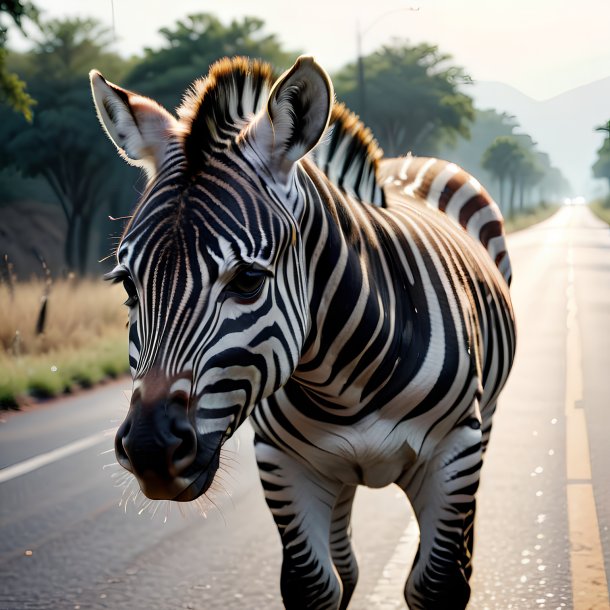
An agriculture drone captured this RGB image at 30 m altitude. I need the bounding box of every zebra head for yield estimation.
[91,57,333,501]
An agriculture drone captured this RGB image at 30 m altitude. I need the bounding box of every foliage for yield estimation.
[333,41,475,157]
[0,17,136,273]
[589,198,610,226]
[592,128,610,189]
[0,0,38,120]
[481,135,567,217]
[126,13,298,110]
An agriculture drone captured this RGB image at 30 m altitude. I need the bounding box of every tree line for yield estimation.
[0,8,570,275]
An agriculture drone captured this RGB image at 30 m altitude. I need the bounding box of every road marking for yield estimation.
[0,430,110,484]
[564,244,610,609]
[367,516,419,607]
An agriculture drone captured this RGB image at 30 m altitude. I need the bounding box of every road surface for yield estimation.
[1,204,609,609]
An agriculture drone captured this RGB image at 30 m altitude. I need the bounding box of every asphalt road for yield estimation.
[1,203,609,610]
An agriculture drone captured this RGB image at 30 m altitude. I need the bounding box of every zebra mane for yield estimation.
[177,56,274,167]
[312,103,386,207]
[177,57,386,207]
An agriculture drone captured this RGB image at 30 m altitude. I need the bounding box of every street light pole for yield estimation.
[355,6,420,125]
[356,19,366,121]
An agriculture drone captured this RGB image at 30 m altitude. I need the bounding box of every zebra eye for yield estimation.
[226,269,267,303]
[122,277,138,308]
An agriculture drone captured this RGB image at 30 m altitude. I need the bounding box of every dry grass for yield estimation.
[589,198,610,225]
[504,204,559,234]
[0,277,129,407]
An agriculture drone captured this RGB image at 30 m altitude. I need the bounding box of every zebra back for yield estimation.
[378,155,512,285]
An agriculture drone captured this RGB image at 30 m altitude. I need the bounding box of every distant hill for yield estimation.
[465,77,610,198]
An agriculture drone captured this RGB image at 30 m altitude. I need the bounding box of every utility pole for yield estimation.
[355,7,419,125]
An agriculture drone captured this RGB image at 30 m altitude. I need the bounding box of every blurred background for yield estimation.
[2,0,609,405]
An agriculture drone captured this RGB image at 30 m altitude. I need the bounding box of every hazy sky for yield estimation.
[10,0,610,100]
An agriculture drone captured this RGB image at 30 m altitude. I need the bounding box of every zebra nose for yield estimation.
[115,398,198,482]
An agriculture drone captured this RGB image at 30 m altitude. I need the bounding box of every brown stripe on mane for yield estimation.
[177,57,275,168]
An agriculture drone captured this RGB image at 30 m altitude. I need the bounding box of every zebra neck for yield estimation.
[293,164,417,406]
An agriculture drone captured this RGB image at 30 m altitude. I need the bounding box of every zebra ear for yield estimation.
[90,70,178,178]
[255,56,333,179]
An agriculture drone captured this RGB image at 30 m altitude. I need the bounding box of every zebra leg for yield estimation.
[399,420,482,610]
[255,439,344,610]
[330,485,359,610]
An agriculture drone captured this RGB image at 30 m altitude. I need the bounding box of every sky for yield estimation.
[9,0,610,101]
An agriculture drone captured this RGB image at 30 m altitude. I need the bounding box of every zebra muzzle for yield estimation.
[115,396,200,500]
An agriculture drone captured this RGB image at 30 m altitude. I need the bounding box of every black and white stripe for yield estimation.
[91,55,516,610]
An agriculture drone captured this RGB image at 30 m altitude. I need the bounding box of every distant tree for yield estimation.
[333,41,475,157]
[516,150,544,210]
[0,0,38,120]
[481,134,566,216]
[482,136,522,215]
[0,17,135,273]
[593,136,610,191]
[126,13,298,110]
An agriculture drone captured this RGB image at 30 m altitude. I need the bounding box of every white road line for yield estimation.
[367,517,419,608]
[0,430,110,484]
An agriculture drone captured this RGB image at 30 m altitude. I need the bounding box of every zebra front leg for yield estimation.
[256,439,344,610]
[399,420,482,610]
[330,485,359,610]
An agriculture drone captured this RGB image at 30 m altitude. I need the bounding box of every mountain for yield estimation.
[465,77,610,198]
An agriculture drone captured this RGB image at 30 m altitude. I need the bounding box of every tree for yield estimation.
[333,41,475,157]
[0,0,38,120]
[126,13,298,110]
[593,136,610,191]
[0,17,135,273]
[482,134,568,216]
[482,136,522,215]
[516,150,544,211]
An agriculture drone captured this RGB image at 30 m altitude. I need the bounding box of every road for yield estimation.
[1,204,609,610]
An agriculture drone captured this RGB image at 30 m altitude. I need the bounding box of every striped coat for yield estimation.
[91,55,515,610]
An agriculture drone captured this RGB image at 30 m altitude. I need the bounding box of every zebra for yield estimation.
[90,55,515,609]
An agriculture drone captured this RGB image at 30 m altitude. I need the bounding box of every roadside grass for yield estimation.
[589,198,610,225]
[504,203,559,234]
[0,277,128,408]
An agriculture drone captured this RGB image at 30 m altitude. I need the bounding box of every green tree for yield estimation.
[482,136,530,217]
[0,17,135,273]
[593,137,610,191]
[333,41,475,157]
[0,0,38,120]
[516,150,544,211]
[482,137,518,211]
[126,13,298,110]
[482,135,565,215]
